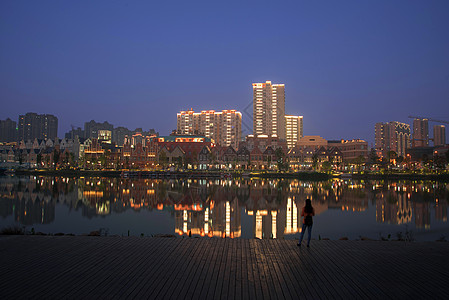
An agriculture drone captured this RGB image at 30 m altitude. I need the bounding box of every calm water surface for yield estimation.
[1,175,448,241]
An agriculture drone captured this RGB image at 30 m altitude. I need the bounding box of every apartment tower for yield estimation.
[252,81,285,139]
[18,112,58,141]
[412,118,429,147]
[285,115,303,149]
[177,109,242,149]
[433,125,446,146]
[375,121,411,158]
[0,118,17,142]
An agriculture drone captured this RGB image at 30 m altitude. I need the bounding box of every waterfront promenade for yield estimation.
[1,236,448,299]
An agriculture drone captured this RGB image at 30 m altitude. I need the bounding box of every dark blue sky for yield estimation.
[1,0,448,145]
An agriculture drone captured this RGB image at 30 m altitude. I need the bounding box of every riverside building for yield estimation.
[412,118,429,147]
[285,115,303,149]
[176,109,242,149]
[375,121,411,158]
[252,81,286,139]
[433,125,446,146]
[18,112,58,141]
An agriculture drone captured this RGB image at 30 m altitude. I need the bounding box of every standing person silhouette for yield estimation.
[298,199,315,247]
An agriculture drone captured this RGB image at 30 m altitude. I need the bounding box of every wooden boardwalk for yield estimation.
[1,236,448,299]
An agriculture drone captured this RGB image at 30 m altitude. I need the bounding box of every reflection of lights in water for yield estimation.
[183,210,188,234]
[293,200,297,232]
[255,211,262,239]
[271,211,277,239]
[226,202,230,238]
[205,208,209,235]
[286,197,292,232]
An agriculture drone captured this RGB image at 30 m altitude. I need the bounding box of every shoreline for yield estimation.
[4,169,449,181]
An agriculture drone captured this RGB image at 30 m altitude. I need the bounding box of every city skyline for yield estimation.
[1,1,449,145]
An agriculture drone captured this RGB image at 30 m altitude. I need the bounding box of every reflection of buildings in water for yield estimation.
[435,200,448,222]
[2,176,448,235]
[174,197,241,238]
[414,202,431,229]
[0,176,57,225]
[82,191,110,215]
[376,193,412,225]
[246,185,285,239]
[284,197,298,235]
[327,188,369,213]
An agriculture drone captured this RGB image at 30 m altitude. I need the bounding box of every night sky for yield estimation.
[1,0,448,145]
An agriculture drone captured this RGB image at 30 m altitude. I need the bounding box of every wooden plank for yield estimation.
[218,238,232,300]
[195,238,222,299]
[235,239,243,300]
[243,239,256,300]
[109,237,172,299]
[166,238,204,299]
[187,238,219,299]
[2,237,449,299]
[130,238,183,299]
[9,237,109,299]
[144,238,195,298]
[270,239,300,299]
[308,240,365,299]
[249,239,269,300]
[203,238,226,299]
[47,237,129,299]
[120,237,173,299]
[276,239,320,299]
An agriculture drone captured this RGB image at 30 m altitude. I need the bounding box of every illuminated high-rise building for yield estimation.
[375,121,411,158]
[177,109,242,149]
[433,125,446,146]
[252,81,285,139]
[285,115,303,149]
[412,118,429,147]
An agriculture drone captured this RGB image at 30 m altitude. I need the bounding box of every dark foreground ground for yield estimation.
[1,236,448,299]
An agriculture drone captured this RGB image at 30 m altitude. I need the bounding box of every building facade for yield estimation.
[285,115,303,149]
[328,139,369,162]
[412,118,429,147]
[84,120,113,139]
[0,118,17,142]
[296,135,328,150]
[252,81,285,139]
[375,121,411,158]
[433,125,446,146]
[176,109,241,149]
[18,113,58,141]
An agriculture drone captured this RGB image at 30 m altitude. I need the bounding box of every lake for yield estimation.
[0,175,448,241]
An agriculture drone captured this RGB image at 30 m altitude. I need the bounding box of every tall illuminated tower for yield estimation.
[252,81,285,139]
[285,115,303,149]
[177,109,242,149]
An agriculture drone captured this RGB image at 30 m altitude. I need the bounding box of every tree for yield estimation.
[37,153,42,167]
[353,155,366,172]
[322,161,332,172]
[387,151,397,169]
[69,153,76,168]
[275,148,287,171]
[64,152,70,168]
[159,151,168,169]
[53,150,60,169]
[99,154,107,169]
[312,153,319,171]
